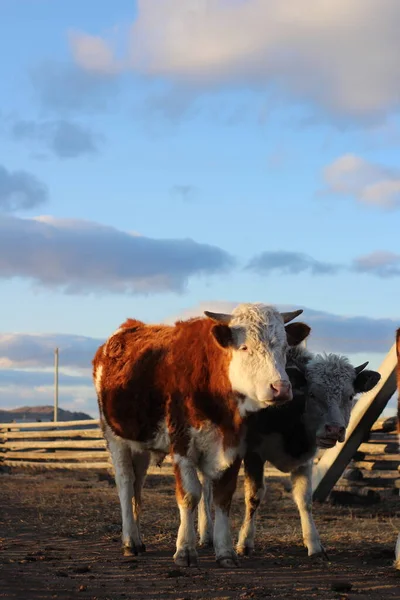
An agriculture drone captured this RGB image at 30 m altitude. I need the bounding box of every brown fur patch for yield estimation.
[213,457,242,513]
[173,463,199,509]
[166,392,192,457]
[93,317,242,450]
[174,463,186,505]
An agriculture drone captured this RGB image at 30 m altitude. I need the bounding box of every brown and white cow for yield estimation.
[92,303,310,568]
[395,327,400,570]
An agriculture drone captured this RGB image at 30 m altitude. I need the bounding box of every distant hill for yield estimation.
[0,405,93,423]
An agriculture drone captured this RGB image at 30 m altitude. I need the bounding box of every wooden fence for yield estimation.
[0,419,111,470]
[1,416,398,504]
[320,416,399,503]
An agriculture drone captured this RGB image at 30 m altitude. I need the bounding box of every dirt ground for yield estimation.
[0,468,399,600]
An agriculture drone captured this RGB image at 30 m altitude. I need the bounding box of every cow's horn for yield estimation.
[354,361,369,374]
[204,311,232,324]
[280,309,303,324]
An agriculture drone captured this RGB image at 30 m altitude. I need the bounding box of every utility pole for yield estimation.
[54,348,59,422]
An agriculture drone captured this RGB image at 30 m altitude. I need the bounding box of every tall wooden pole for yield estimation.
[54,348,59,422]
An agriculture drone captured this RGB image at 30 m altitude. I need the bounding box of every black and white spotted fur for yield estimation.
[197,347,381,558]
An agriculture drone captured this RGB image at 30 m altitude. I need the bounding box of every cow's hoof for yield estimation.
[173,548,198,567]
[309,548,330,562]
[122,542,146,557]
[199,536,213,548]
[236,545,254,557]
[216,552,239,568]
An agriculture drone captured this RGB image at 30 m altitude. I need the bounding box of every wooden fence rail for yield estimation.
[0,419,111,470]
[0,419,101,429]
[1,417,398,504]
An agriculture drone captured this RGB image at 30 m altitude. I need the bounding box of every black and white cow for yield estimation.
[197,346,381,559]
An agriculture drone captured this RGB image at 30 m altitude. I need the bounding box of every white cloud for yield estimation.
[246,248,400,279]
[0,369,90,387]
[353,250,400,277]
[0,164,48,212]
[0,214,235,294]
[68,31,120,75]
[30,61,119,114]
[1,303,397,373]
[167,301,399,355]
[0,332,101,370]
[322,154,400,209]
[1,304,398,415]
[69,0,400,123]
[0,333,100,415]
[11,119,102,159]
[247,251,340,276]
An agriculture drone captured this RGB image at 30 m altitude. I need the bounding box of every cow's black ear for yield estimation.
[285,322,311,347]
[354,370,381,393]
[211,324,233,349]
[286,366,307,391]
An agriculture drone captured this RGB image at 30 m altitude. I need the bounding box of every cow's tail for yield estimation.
[92,344,106,431]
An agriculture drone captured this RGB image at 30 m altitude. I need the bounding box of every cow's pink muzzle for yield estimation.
[269,380,292,403]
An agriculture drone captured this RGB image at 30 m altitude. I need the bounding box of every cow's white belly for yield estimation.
[102,418,170,455]
[103,417,242,478]
[255,432,315,473]
[189,424,242,479]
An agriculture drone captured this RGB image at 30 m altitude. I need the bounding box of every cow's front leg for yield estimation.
[291,461,328,559]
[173,455,202,567]
[197,473,214,546]
[213,457,241,568]
[236,452,265,556]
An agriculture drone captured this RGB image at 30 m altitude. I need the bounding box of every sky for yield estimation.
[0,0,399,418]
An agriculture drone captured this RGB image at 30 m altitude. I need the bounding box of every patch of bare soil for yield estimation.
[0,469,399,600]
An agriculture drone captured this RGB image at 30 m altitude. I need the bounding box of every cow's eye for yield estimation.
[239,344,248,351]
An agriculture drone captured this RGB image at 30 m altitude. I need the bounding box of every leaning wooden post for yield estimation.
[312,342,397,502]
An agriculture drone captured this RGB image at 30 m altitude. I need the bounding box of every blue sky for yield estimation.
[0,0,399,416]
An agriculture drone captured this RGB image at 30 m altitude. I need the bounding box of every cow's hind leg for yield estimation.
[173,455,202,567]
[131,451,151,553]
[236,452,265,557]
[291,461,328,559]
[107,436,145,556]
[395,532,400,569]
[197,473,214,547]
[213,457,241,568]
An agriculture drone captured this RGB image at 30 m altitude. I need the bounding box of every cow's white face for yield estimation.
[205,303,310,413]
[304,354,381,449]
